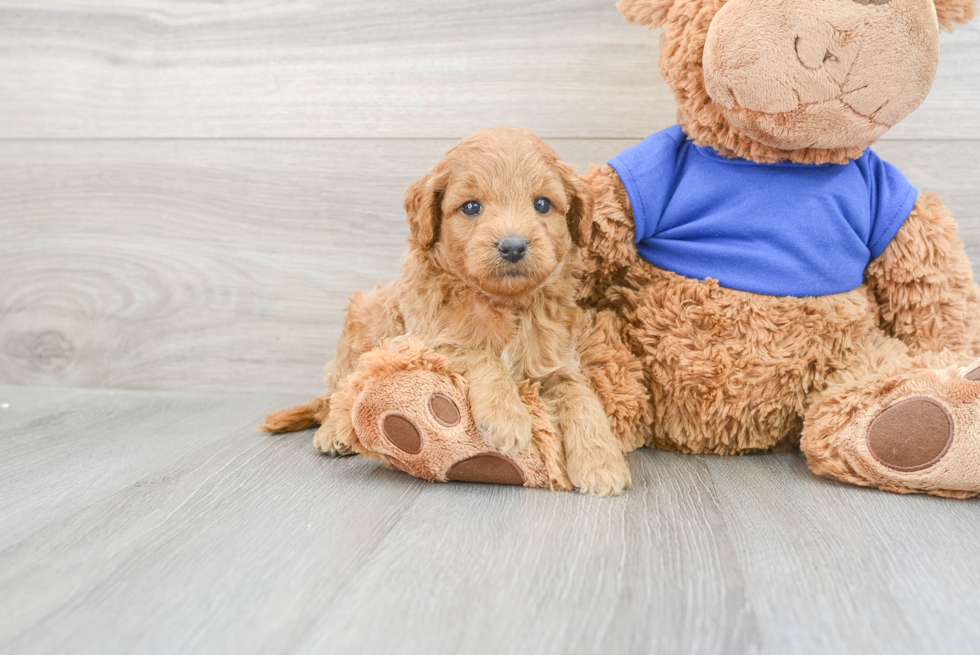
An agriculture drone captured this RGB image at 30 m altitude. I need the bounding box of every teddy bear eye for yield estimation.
[533,197,552,214]
[461,200,483,217]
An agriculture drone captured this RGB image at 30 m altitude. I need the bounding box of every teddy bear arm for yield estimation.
[577,165,637,302]
[865,191,980,356]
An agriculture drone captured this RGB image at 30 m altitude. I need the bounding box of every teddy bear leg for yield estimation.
[329,342,571,490]
[801,333,980,498]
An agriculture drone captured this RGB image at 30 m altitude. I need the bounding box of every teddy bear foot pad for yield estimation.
[866,396,954,472]
[348,363,562,489]
[374,392,527,486]
[805,359,980,499]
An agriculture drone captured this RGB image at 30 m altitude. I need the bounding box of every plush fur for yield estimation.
[313,340,574,491]
[576,0,980,498]
[264,128,647,495]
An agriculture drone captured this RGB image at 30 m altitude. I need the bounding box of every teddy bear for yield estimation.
[576,0,980,498]
[268,0,980,499]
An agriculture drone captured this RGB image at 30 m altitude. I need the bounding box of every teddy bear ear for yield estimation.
[616,0,675,28]
[934,0,978,30]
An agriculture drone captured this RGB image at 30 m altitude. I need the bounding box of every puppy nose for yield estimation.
[496,235,528,263]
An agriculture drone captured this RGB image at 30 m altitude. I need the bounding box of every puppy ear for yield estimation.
[616,0,675,28]
[404,167,446,250]
[561,163,594,249]
[934,0,978,30]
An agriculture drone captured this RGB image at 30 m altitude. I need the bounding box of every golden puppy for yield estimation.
[265,127,630,496]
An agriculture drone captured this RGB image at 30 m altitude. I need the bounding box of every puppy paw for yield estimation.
[471,396,533,455]
[476,419,533,456]
[313,425,356,457]
[568,456,631,497]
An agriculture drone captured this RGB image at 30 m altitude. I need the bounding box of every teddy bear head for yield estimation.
[618,0,977,164]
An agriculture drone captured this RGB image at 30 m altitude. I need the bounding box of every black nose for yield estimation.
[496,235,528,263]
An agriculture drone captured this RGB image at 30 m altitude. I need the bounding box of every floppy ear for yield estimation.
[934,0,978,30]
[616,0,676,28]
[561,163,595,249]
[403,167,446,250]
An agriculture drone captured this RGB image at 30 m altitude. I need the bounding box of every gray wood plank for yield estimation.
[1,387,978,654]
[0,385,303,549]
[292,452,760,655]
[706,453,980,654]
[0,0,975,140]
[0,424,424,654]
[3,138,979,394]
[0,385,90,427]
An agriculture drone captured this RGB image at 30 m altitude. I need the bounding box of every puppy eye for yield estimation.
[461,200,483,217]
[533,197,552,214]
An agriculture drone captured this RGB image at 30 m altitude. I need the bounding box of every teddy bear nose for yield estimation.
[496,235,528,263]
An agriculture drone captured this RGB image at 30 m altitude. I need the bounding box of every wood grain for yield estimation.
[2,138,979,394]
[706,454,980,653]
[1,386,978,654]
[0,384,302,549]
[0,0,976,140]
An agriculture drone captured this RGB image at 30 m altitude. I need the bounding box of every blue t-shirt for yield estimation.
[608,125,918,297]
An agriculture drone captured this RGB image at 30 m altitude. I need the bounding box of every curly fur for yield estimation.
[577,310,652,452]
[866,192,980,356]
[264,128,646,495]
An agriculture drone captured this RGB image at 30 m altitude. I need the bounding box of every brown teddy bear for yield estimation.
[268,0,980,499]
[578,0,980,498]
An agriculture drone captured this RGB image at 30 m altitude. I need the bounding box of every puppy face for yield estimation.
[405,128,592,298]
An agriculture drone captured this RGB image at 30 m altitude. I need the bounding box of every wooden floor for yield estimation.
[2,1,980,653]
[1,384,978,655]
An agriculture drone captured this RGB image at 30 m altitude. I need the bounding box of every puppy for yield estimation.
[264,127,630,496]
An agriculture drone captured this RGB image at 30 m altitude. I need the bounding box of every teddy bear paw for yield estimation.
[348,367,554,488]
[806,359,980,499]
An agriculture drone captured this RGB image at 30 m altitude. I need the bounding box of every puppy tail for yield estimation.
[259,394,331,433]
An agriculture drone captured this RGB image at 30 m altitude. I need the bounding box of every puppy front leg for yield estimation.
[543,369,630,497]
[442,347,532,455]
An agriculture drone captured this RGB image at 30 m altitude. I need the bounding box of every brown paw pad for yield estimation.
[428,393,460,427]
[381,413,423,454]
[446,453,526,486]
[966,365,980,381]
[867,397,954,472]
